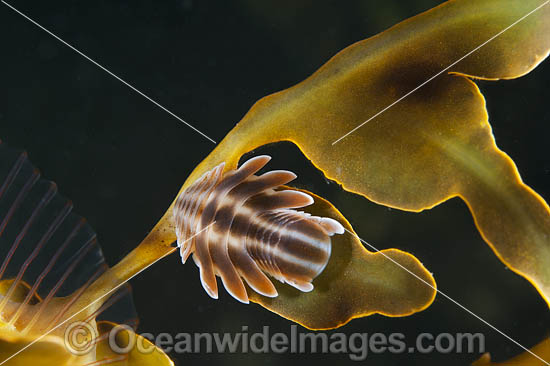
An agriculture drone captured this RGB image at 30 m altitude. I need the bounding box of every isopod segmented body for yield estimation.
[173,155,344,303]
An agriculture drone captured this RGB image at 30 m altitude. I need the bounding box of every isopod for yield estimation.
[173,155,344,303]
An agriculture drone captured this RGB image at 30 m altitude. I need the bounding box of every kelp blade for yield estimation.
[179,0,550,306]
[82,0,550,330]
[473,337,550,366]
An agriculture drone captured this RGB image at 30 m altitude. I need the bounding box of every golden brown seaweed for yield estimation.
[79,0,550,330]
[176,0,550,307]
[473,337,550,366]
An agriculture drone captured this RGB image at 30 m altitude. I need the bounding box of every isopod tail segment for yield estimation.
[173,155,344,304]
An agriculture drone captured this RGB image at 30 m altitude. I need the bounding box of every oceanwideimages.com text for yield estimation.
[65,322,485,361]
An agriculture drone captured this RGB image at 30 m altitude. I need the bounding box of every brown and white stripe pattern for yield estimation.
[173,155,344,303]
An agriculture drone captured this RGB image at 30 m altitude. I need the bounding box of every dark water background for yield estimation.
[1,1,550,365]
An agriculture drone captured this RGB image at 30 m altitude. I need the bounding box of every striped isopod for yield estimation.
[173,155,344,303]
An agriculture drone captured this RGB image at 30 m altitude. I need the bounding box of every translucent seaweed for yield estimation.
[0,140,172,365]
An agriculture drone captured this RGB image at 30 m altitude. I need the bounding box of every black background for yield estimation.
[1,1,549,365]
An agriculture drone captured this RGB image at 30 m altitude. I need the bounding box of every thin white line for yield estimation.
[2,0,217,145]
[0,222,215,365]
[346,228,549,365]
[332,0,550,145]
